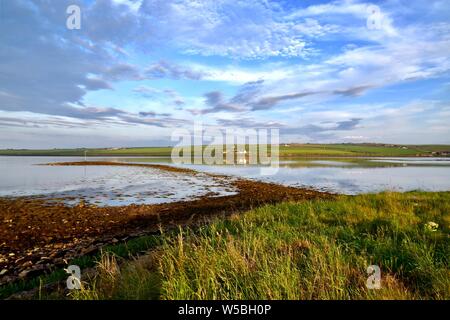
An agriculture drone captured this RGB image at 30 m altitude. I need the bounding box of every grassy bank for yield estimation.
[70,191,449,300]
[0,234,164,299]
[1,144,449,157]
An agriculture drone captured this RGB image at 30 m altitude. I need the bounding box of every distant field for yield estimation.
[0,147,173,157]
[0,144,449,157]
[280,144,450,157]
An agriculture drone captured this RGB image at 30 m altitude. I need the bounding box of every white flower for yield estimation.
[425,221,439,232]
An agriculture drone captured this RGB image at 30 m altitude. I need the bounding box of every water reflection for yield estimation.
[0,156,237,206]
[0,156,449,206]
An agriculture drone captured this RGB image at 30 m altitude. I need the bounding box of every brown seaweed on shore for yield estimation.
[0,161,332,285]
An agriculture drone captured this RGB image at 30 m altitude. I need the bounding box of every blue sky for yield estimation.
[1,0,449,148]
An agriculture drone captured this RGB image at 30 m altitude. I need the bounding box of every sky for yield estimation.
[0,0,449,148]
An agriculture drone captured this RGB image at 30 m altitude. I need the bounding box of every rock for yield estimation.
[24,266,46,279]
[0,269,7,276]
[14,257,25,264]
[18,270,29,278]
[80,245,97,255]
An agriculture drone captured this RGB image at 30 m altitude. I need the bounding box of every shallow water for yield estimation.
[165,157,450,194]
[0,156,449,206]
[178,163,450,194]
[0,156,236,206]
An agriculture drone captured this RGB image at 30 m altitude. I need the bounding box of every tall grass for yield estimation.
[72,191,449,300]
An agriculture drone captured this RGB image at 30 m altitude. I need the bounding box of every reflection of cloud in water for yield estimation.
[1,156,449,206]
[177,163,450,195]
[370,158,450,166]
[0,156,237,206]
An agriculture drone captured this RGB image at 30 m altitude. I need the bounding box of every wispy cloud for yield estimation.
[189,91,245,115]
[145,60,205,80]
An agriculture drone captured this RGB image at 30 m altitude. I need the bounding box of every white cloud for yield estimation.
[111,0,143,12]
[193,64,293,84]
[139,0,319,59]
[287,0,370,18]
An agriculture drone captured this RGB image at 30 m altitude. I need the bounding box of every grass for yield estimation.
[280,144,450,157]
[0,147,173,157]
[0,234,163,299]
[68,191,449,300]
[1,144,449,157]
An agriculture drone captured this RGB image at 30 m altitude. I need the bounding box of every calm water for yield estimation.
[178,162,450,194]
[125,156,450,194]
[0,156,449,206]
[0,156,236,206]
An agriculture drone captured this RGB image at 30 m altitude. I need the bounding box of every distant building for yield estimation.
[237,158,247,164]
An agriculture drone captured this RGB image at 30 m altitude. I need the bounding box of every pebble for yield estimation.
[18,270,29,278]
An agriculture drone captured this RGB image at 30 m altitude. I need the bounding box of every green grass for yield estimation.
[69,191,449,300]
[280,144,450,157]
[0,147,173,157]
[0,235,163,299]
[1,144,449,157]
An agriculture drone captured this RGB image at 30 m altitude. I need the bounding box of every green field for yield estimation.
[279,144,450,157]
[1,144,449,157]
[0,147,173,157]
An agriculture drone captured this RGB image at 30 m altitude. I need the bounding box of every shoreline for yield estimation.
[4,190,449,300]
[0,161,332,286]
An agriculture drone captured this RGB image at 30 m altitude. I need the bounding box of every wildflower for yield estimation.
[425,221,439,232]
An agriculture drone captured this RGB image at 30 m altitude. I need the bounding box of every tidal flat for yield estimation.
[0,161,330,286]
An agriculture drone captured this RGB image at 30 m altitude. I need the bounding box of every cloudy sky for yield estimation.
[1,0,450,148]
